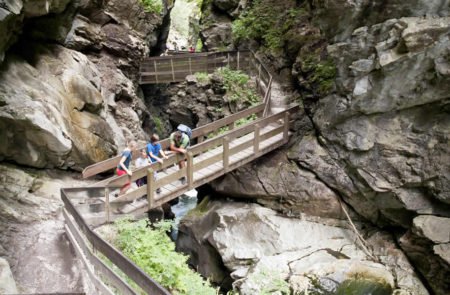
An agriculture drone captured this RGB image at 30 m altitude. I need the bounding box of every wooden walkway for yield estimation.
[62,51,298,295]
[76,105,297,226]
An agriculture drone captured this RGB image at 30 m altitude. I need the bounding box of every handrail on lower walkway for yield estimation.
[62,187,171,295]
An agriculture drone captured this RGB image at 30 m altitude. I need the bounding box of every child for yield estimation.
[116,140,137,195]
[135,149,150,187]
[147,134,168,193]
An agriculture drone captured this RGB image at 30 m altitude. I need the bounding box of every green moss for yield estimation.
[187,196,211,217]
[140,0,163,14]
[231,0,308,52]
[335,279,392,295]
[153,116,164,135]
[301,54,336,95]
[195,72,209,83]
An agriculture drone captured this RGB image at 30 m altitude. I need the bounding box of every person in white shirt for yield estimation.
[135,149,150,187]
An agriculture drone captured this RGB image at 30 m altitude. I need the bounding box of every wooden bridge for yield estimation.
[62,51,299,294]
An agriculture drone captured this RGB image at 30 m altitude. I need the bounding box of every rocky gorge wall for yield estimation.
[176,0,450,294]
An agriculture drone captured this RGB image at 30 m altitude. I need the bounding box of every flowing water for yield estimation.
[170,189,198,240]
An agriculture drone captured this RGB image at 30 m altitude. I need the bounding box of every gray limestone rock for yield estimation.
[177,200,428,294]
[0,45,117,169]
[413,215,450,243]
[0,258,17,294]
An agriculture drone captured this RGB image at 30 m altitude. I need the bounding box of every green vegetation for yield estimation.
[153,116,164,136]
[140,0,163,14]
[186,196,211,217]
[217,67,260,105]
[232,0,307,51]
[245,268,290,294]
[196,39,203,52]
[195,72,210,83]
[302,55,336,95]
[335,279,392,295]
[107,218,216,294]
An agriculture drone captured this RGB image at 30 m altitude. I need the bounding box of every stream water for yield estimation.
[170,189,198,240]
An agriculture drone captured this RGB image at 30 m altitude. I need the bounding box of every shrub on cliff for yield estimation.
[140,0,163,14]
[114,218,216,294]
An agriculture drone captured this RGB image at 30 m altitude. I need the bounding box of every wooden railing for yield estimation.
[82,103,265,179]
[140,51,250,84]
[83,51,274,180]
[62,188,171,295]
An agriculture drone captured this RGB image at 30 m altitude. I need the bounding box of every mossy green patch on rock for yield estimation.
[335,278,392,295]
[186,196,211,217]
[231,0,309,53]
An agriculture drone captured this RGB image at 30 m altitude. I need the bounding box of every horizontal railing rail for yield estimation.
[62,188,171,295]
[82,103,265,179]
[107,105,299,209]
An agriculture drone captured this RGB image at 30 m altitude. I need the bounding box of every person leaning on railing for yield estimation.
[169,131,190,185]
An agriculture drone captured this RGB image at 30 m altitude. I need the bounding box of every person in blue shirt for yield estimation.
[147,134,168,193]
[116,140,137,195]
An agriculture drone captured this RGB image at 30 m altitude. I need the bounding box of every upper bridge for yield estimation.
[62,51,299,295]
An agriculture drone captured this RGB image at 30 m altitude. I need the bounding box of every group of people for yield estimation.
[115,130,191,196]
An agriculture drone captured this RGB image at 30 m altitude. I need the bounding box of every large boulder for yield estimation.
[0,44,116,169]
[177,200,428,294]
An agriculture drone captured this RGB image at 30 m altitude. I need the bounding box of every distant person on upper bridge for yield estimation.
[147,134,168,193]
[116,140,137,195]
[169,130,190,185]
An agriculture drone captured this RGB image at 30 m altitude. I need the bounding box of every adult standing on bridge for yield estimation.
[169,131,190,185]
[116,140,137,195]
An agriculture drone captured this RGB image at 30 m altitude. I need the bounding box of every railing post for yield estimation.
[228,122,234,130]
[105,187,110,223]
[186,152,194,188]
[283,112,290,143]
[170,59,175,82]
[147,168,154,209]
[197,136,204,143]
[189,57,192,75]
[153,60,158,83]
[237,51,240,70]
[254,124,260,154]
[258,64,262,94]
[227,52,230,68]
[223,136,229,171]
